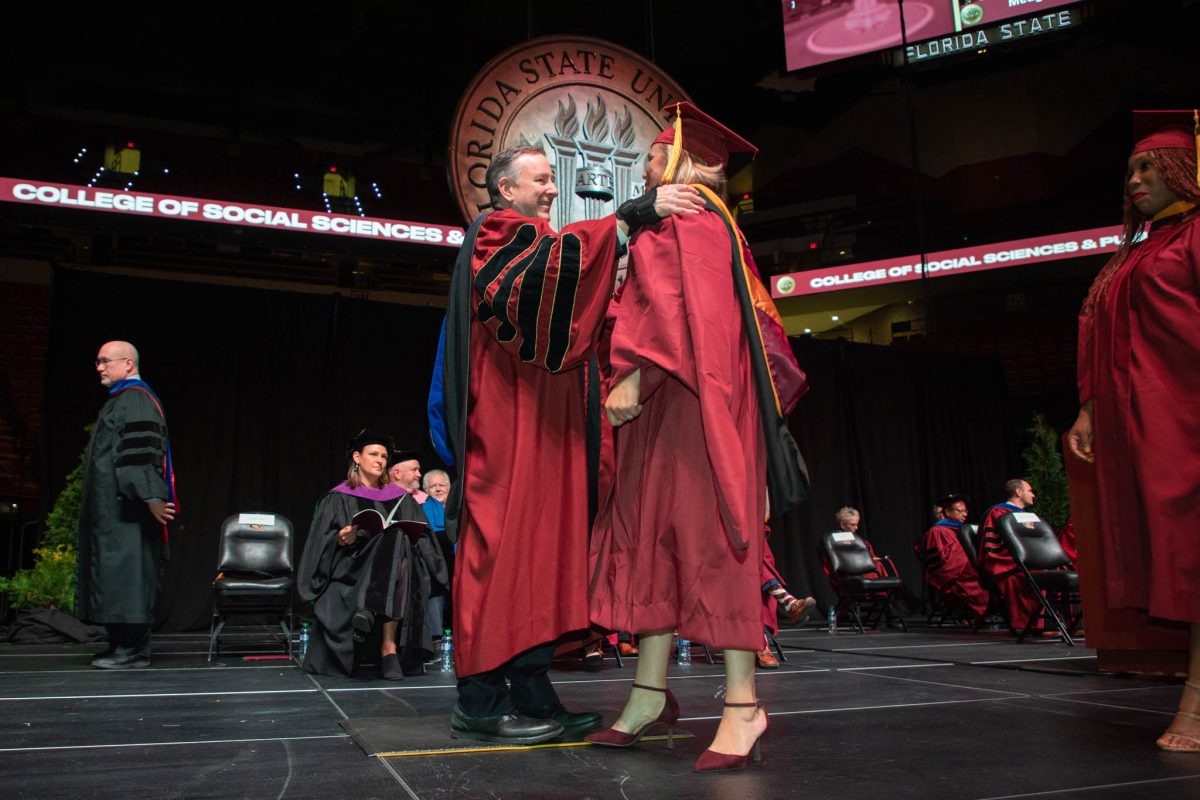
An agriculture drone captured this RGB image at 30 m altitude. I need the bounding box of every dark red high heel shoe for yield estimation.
[584,682,680,748]
[693,701,768,772]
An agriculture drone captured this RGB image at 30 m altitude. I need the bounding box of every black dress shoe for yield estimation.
[527,705,603,738]
[90,647,116,667]
[92,653,150,670]
[352,610,374,643]
[380,653,404,680]
[449,705,564,745]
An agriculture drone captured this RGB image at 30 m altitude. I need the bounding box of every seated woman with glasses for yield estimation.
[296,429,447,680]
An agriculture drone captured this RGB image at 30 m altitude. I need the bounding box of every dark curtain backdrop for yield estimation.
[45,267,1013,632]
[772,338,1015,612]
[46,267,446,632]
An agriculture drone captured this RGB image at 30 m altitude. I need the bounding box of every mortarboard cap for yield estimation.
[936,493,969,510]
[1131,109,1197,154]
[652,101,757,183]
[346,429,395,462]
[1131,109,1199,187]
[390,449,423,466]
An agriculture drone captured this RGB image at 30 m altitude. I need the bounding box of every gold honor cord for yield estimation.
[1151,200,1198,222]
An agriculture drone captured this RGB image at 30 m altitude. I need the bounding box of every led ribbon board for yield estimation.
[771,225,1126,298]
[782,0,1080,72]
[0,177,467,248]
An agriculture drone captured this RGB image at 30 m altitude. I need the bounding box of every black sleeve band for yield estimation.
[615,188,661,233]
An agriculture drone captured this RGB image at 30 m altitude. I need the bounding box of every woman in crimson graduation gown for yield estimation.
[1067,112,1200,752]
[588,105,786,771]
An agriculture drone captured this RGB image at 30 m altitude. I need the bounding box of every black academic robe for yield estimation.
[296,490,448,676]
[75,386,169,625]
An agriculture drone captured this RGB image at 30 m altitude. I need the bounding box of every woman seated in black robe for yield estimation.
[296,429,448,679]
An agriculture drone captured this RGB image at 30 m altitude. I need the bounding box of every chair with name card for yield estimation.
[820,530,906,633]
[994,511,1081,645]
[208,512,294,661]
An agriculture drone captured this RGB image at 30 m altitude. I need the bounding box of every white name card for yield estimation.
[238,513,276,526]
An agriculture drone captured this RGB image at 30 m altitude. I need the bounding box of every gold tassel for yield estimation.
[1194,108,1199,187]
[661,104,684,184]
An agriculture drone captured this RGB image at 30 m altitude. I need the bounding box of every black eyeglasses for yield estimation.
[94,357,131,366]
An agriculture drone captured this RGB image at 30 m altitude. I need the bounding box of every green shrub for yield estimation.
[1021,412,1070,530]
[0,546,76,611]
[0,429,89,612]
[42,457,84,550]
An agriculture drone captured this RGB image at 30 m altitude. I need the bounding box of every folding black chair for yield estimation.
[995,512,1081,646]
[208,513,294,661]
[956,523,980,565]
[820,531,906,633]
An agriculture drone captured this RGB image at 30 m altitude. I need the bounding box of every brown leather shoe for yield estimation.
[755,645,779,670]
[618,642,639,657]
[786,596,817,625]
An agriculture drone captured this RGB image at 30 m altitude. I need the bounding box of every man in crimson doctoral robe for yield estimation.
[438,143,704,744]
[977,479,1043,633]
[916,494,989,622]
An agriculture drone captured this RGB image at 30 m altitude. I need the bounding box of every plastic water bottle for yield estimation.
[439,628,454,673]
[677,636,692,666]
[298,622,310,662]
[827,606,837,634]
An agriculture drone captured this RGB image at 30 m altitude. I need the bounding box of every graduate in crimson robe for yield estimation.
[587,103,810,769]
[916,498,989,622]
[977,480,1042,633]
[1067,111,1200,751]
[437,144,706,745]
[1057,518,1077,564]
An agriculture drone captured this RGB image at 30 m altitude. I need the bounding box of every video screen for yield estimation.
[782,0,1078,71]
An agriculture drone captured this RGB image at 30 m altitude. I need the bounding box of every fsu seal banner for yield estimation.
[448,36,692,227]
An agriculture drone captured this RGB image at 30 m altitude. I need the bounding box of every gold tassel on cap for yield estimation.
[662,103,684,185]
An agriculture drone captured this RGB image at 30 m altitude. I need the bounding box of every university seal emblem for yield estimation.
[448,35,692,228]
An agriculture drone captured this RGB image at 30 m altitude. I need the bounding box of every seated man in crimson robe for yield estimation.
[756,535,816,669]
[977,479,1045,634]
[823,506,906,623]
[915,494,989,622]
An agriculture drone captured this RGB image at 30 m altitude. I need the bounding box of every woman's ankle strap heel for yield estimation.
[585,682,679,749]
[693,701,768,772]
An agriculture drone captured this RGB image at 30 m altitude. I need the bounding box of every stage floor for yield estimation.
[2,623,1198,799]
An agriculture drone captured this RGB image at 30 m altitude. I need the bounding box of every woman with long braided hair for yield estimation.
[1068,111,1200,752]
